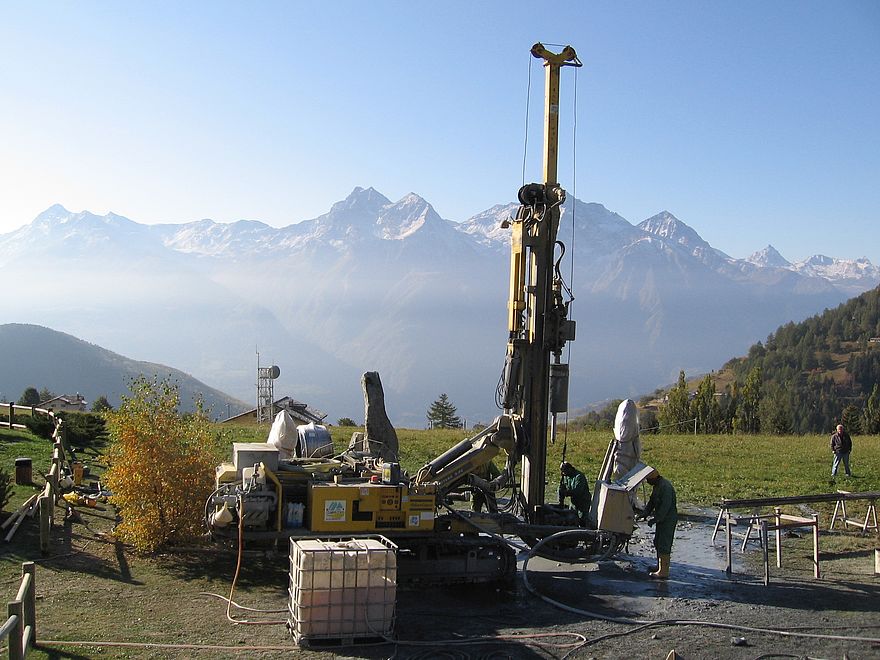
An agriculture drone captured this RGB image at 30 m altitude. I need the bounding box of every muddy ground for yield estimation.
[2,504,879,660]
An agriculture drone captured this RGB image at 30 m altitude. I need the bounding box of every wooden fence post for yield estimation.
[774,507,782,568]
[7,402,13,430]
[725,513,732,576]
[21,562,35,644]
[7,600,23,660]
[39,494,50,555]
[761,520,770,586]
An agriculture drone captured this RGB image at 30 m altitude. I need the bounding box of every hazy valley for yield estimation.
[1,188,877,426]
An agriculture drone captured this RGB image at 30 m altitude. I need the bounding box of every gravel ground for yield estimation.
[3,505,879,659]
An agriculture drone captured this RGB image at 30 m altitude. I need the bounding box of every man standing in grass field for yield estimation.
[830,423,853,478]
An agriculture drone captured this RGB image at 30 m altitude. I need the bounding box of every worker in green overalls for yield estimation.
[558,461,591,525]
[641,469,678,579]
[471,460,502,513]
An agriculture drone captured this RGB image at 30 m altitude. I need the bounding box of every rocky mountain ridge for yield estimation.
[1,189,876,426]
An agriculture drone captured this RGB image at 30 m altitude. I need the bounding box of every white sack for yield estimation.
[612,399,641,479]
[267,410,297,459]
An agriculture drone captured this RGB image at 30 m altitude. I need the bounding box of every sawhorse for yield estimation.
[830,491,879,536]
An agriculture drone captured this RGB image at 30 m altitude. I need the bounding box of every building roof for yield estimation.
[39,393,88,408]
[222,396,327,425]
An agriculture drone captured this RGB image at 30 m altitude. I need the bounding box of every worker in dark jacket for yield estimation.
[558,461,591,525]
[641,469,678,579]
[830,424,853,477]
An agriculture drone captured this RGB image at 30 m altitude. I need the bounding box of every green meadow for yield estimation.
[4,423,876,518]
[212,424,880,506]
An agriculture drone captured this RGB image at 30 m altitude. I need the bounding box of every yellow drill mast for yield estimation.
[503,43,581,520]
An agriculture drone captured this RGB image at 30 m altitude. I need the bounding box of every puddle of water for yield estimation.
[517,509,739,617]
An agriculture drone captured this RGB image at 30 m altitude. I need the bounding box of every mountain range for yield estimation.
[1,189,877,426]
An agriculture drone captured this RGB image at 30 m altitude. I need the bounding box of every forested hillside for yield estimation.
[658,285,880,435]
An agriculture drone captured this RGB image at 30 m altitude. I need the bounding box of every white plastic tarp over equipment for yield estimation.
[612,399,641,479]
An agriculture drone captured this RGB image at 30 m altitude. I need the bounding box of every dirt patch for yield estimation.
[2,504,879,659]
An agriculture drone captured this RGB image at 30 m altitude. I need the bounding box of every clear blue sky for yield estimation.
[1,1,878,263]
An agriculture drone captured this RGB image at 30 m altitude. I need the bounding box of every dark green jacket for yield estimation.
[558,470,591,521]
[644,476,678,553]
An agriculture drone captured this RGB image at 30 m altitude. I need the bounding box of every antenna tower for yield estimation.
[256,352,280,424]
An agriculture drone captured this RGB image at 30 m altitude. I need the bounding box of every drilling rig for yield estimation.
[209,43,656,583]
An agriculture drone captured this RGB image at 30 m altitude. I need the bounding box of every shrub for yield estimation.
[57,412,109,449]
[104,377,217,552]
[24,414,55,440]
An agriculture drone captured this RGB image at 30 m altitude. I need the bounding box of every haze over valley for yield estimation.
[1,190,877,426]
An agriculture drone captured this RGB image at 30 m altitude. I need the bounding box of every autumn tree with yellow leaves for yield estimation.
[105,377,217,552]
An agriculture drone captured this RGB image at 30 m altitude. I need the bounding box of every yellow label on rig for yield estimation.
[307,483,436,533]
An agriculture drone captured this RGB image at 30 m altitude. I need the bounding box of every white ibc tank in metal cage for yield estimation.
[289,536,397,644]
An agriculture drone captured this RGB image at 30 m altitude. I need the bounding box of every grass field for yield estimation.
[207,424,880,507]
[0,427,58,511]
[2,423,878,659]
[3,421,877,520]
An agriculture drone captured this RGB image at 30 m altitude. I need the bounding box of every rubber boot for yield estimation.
[650,554,670,579]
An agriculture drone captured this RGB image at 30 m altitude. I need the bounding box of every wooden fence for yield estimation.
[3,405,74,553]
[0,562,36,659]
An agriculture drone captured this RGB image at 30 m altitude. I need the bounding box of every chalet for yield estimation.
[39,393,88,412]
[222,396,327,425]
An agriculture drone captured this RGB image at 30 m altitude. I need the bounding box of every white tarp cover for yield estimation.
[612,399,641,479]
[267,410,297,459]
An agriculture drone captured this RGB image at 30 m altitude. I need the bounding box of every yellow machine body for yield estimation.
[307,482,436,533]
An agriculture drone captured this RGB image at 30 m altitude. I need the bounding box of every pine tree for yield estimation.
[17,387,40,406]
[862,384,880,434]
[92,395,113,413]
[659,371,691,433]
[736,366,762,434]
[690,374,720,433]
[841,404,862,434]
[426,393,462,429]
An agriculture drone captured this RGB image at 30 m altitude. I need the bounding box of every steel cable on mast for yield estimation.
[561,61,580,460]
[521,51,533,187]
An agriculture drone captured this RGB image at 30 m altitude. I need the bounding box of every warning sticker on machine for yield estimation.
[324,500,346,523]
[408,514,420,527]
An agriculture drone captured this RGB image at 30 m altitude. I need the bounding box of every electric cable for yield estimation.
[199,592,287,614]
[223,495,286,626]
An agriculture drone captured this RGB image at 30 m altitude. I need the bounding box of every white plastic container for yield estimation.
[289,536,397,644]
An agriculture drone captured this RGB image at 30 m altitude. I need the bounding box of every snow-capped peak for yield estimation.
[329,186,392,215]
[376,193,439,239]
[792,254,879,282]
[638,211,709,250]
[746,245,792,269]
